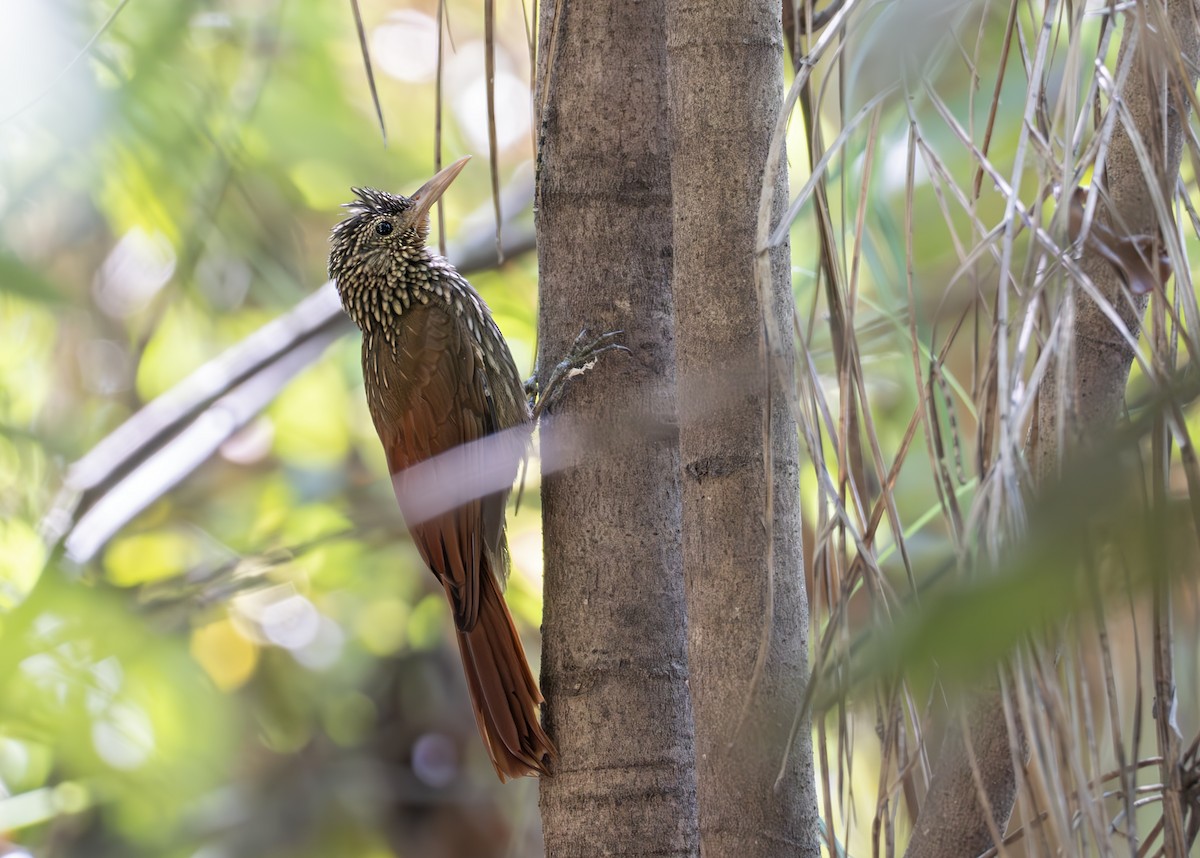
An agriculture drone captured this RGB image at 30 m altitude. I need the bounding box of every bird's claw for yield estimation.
[527,328,629,418]
[558,328,630,378]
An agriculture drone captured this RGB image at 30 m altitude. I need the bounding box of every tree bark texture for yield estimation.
[905,3,1200,856]
[902,696,1022,858]
[666,1,819,855]
[534,1,700,856]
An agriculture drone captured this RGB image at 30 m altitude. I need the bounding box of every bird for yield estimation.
[327,156,555,781]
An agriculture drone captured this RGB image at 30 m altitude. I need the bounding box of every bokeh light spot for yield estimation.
[0,518,45,610]
[372,11,438,83]
[356,598,409,656]
[105,530,201,587]
[260,594,320,651]
[291,615,345,671]
[76,339,131,395]
[454,70,532,153]
[411,732,458,789]
[92,228,176,319]
[406,594,447,650]
[51,781,89,814]
[91,702,155,771]
[321,691,376,748]
[191,618,259,692]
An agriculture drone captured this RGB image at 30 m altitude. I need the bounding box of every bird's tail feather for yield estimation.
[453,566,556,781]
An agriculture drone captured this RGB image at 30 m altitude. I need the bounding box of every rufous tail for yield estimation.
[453,566,556,781]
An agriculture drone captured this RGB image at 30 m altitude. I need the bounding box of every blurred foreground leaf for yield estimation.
[842,380,1200,701]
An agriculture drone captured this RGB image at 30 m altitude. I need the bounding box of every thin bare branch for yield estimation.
[348,0,387,145]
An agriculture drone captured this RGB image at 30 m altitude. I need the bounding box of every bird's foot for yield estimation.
[526,328,629,420]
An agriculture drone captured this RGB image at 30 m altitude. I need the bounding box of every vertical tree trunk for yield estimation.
[665,1,820,855]
[905,3,1200,856]
[534,2,699,855]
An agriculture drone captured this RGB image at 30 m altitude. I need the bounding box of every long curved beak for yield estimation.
[410,156,471,223]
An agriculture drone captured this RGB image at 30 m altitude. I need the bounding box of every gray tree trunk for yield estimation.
[534,1,700,856]
[904,3,1200,856]
[665,1,820,855]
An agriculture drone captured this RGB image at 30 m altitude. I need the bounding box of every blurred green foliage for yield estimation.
[1,1,542,855]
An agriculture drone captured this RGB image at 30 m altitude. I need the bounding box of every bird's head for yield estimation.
[328,155,470,284]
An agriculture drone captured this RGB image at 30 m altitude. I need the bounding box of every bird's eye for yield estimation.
[375,220,394,236]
